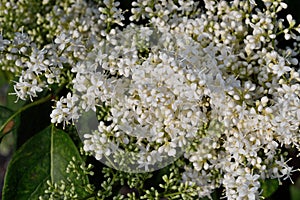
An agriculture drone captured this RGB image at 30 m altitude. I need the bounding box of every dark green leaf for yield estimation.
[0,106,17,164]
[261,178,279,198]
[290,177,300,200]
[0,72,8,106]
[0,106,15,143]
[0,106,13,124]
[2,125,89,200]
[290,184,300,200]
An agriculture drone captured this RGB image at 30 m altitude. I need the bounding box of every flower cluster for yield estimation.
[39,157,94,200]
[2,0,300,199]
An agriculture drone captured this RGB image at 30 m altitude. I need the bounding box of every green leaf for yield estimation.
[2,125,90,200]
[290,185,300,200]
[290,177,300,200]
[0,105,20,158]
[0,106,13,127]
[261,178,279,198]
[0,106,17,156]
[0,74,8,106]
[0,106,15,142]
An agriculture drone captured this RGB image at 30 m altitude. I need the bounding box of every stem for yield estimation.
[79,193,97,200]
[164,191,182,198]
[0,94,52,138]
[105,154,119,170]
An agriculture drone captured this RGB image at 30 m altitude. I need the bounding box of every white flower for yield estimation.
[4,0,300,198]
[13,76,43,101]
[54,33,71,51]
[287,14,296,27]
[0,35,10,51]
[50,93,80,126]
[249,0,257,6]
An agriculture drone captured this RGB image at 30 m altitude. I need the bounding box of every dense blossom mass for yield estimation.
[1,0,300,199]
